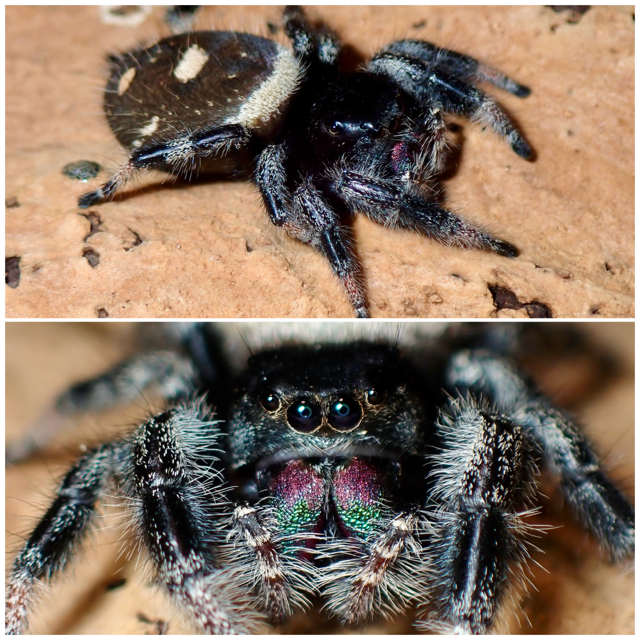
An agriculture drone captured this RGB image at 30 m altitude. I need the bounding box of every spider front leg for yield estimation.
[78,123,252,208]
[445,349,635,561]
[422,396,540,634]
[369,45,532,159]
[378,40,531,99]
[330,168,518,257]
[122,402,262,634]
[256,145,369,318]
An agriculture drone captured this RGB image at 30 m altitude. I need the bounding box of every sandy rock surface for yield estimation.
[5,322,634,634]
[5,6,634,318]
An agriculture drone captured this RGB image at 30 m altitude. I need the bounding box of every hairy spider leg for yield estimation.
[7,404,262,635]
[5,350,199,465]
[255,144,292,226]
[422,399,539,634]
[445,349,636,562]
[379,40,531,98]
[256,146,369,318]
[122,406,257,634]
[368,49,532,159]
[78,124,252,208]
[283,5,341,66]
[330,169,519,257]
[6,443,123,635]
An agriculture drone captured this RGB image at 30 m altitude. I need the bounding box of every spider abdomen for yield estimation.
[105,32,303,154]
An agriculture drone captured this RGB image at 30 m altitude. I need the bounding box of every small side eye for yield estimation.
[287,400,322,433]
[261,392,280,412]
[365,387,387,406]
[329,121,342,135]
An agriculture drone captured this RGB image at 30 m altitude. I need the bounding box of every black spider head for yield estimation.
[297,74,406,166]
[226,342,425,476]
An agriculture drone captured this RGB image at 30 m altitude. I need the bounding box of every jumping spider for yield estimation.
[6,323,634,634]
[78,6,533,317]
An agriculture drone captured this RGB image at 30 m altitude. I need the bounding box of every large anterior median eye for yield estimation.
[287,399,322,433]
[328,397,362,431]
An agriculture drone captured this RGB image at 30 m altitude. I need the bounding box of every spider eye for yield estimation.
[261,392,280,412]
[328,398,362,431]
[365,387,387,406]
[287,399,322,433]
[329,121,342,135]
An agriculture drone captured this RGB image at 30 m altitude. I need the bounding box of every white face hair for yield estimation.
[213,322,452,371]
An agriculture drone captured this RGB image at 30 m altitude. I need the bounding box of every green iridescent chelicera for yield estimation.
[333,458,386,534]
[336,501,382,533]
[270,460,324,539]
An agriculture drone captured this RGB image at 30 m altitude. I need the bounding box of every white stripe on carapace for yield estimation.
[173,44,210,83]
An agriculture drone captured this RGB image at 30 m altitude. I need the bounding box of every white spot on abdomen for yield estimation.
[174,45,210,83]
[138,115,160,138]
[117,67,136,95]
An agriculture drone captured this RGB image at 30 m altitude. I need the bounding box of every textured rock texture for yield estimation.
[6,322,634,634]
[5,6,634,318]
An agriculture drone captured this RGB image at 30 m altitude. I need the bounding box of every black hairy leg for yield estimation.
[291,183,368,319]
[329,168,519,257]
[5,443,123,635]
[78,124,251,208]
[256,147,368,318]
[121,404,257,634]
[444,349,635,561]
[423,398,539,634]
[283,5,340,66]
[5,402,262,635]
[6,349,199,465]
[373,39,531,99]
[368,41,532,159]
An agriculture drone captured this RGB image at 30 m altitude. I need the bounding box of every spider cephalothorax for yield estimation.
[6,323,634,634]
[78,6,533,317]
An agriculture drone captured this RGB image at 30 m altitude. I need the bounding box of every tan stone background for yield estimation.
[5,6,635,319]
[5,322,634,633]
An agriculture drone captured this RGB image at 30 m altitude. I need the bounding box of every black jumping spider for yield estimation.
[78,6,533,318]
[6,323,634,634]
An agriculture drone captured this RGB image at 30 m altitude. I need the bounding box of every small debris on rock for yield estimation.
[63,160,101,182]
[489,284,552,318]
[5,257,21,288]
